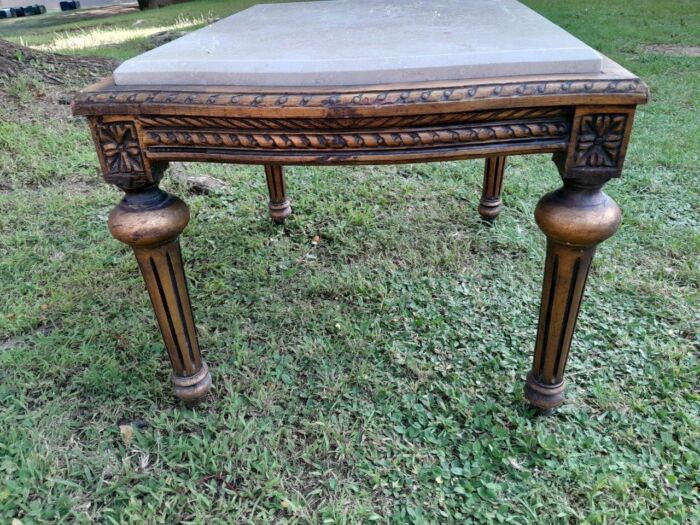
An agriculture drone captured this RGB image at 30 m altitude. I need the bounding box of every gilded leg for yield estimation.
[108,186,212,404]
[525,181,621,410]
[264,164,292,224]
[478,156,507,221]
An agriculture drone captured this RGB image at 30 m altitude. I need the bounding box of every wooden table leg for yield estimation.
[478,156,506,222]
[525,179,621,411]
[264,164,292,224]
[108,185,212,404]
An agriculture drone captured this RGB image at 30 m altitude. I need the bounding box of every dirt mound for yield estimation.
[641,44,700,57]
[0,38,119,85]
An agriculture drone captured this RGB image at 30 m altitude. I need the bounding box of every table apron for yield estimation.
[143,140,567,165]
[126,106,572,165]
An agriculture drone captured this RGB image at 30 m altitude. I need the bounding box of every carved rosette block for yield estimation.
[264,165,292,224]
[479,156,507,221]
[554,106,635,182]
[575,115,626,168]
[526,180,621,410]
[90,118,167,191]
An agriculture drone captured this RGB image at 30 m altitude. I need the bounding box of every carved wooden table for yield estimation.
[72,0,648,410]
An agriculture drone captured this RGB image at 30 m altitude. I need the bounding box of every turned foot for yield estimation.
[109,186,212,404]
[264,164,292,224]
[525,180,621,410]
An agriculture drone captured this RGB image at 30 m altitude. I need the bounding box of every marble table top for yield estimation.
[113,0,603,87]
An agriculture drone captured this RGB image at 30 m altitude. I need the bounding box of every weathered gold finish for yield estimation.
[525,180,621,409]
[264,164,292,224]
[108,186,212,404]
[75,57,647,411]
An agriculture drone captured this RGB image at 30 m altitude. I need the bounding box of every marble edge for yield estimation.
[72,58,649,116]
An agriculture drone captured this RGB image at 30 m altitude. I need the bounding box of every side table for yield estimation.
[72,0,649,410]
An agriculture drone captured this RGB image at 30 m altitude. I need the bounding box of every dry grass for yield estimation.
[30,14,209,52]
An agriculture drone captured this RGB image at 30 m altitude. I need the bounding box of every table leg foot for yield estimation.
[478,156,506,222]
[525,180,621,411]
[109,185,212,404]
[269,200,292,224]
[265,164,292,224]
[525,372,565,411]
[172,361,212,405]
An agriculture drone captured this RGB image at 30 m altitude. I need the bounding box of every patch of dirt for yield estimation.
[61,4,140,21]
[641,44,700,57]
[0,38,119,85]
[0,77,70,123]
[0,37,118,129]
[0,39,117,193]
[149,29,189,46]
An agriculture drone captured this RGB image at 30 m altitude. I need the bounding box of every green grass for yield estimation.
[1,0,699,523]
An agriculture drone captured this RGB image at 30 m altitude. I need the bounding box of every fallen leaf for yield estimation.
[119,424,134,445]
[508,457,525,471]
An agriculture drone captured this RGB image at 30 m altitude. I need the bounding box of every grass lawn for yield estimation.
[1,0,699,523]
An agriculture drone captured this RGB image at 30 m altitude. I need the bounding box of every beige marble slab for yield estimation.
[114,0,603,87]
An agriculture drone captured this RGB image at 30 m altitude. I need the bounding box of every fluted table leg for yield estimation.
[108,185,212,404]
[525,180,621,411]
[478,156,507,221]
[264,164,292,224]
